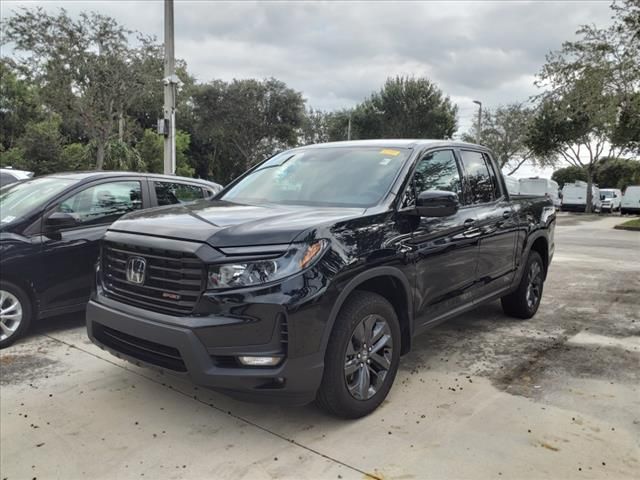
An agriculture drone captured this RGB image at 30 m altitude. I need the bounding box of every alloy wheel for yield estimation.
[526,261,543,310]
[0,290,23,342]
[344,314,393,400]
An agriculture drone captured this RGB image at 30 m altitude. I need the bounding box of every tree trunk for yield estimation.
[96,142,106,170]
[118,111,124,142]
[585,168,593,213]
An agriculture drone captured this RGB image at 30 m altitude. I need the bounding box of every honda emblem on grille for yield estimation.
[126,256,147,285]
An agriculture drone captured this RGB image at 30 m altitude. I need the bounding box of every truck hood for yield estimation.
[109,200,365,247]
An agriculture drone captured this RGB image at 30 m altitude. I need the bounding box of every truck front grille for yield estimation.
[102,241,204,316]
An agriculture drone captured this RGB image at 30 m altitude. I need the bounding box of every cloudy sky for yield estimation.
[3,0,614,175]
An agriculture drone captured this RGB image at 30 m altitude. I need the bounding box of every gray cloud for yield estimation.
[3,0,613,133]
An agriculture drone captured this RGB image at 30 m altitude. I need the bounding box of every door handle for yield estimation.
[463,218,476,226]
[502,210,511,219]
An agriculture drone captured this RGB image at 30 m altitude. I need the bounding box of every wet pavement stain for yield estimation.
[0,353,61,386]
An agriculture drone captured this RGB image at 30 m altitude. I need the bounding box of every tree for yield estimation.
[137,129,195,177]
[189,78,305,183]
[3,9,138,169]
[462,103,555,175]
[595,157,640,189]
[16,116,65,175]
[527,0,640,212]
[301,108,332,145]
[552,165,588,188]
[350,76,458,140]
[0,59,43,152]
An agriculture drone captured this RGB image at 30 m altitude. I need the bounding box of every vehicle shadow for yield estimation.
[29,310,86,340]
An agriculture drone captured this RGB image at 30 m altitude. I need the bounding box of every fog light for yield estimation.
[237,356,282,367]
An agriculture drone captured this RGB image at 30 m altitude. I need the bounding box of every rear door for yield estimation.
[403,149,480,328]
[39,179,146,313]
[459,149,518,300]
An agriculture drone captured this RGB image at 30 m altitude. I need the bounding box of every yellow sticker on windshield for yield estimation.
[380,149,401,156]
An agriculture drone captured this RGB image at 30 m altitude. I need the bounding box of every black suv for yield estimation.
[87,141,555,418]
[0,172,221,348]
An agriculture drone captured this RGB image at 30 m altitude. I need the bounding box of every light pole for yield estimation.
[162,0,177,175]
[473,100,482,143]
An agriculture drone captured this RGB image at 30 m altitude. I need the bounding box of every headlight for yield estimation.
[207,240,327,289]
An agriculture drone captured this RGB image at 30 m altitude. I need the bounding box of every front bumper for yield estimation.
[86,297,325,405]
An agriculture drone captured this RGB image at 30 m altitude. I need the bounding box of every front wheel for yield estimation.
[501,251,545,319]
[316,291,400,418]
[0,281,32,349]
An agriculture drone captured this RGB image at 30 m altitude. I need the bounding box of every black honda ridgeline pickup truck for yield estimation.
[87,140,555,418]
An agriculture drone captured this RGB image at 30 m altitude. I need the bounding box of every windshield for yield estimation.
[0,177,76,224]
[601,191,614,198]
[221,147,410,207]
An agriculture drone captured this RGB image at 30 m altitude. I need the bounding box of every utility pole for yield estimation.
[473,100,482,144]
[347,112,352,141]
[163,0,176,175]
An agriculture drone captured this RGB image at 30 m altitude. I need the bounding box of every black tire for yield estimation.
[316,291,401,419]
[501,251,545,320]
[0,281,32,349]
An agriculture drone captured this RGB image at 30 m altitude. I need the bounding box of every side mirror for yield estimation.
[414,190,459,217]
[45,211,79,231]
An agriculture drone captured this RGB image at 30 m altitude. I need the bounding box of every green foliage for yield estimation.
[17,116,65,175]
[99,140,146,171]
[60,143,91,170]
[174,131,194,178]
[528,0,640,212]
[595,157,640,189]
[137,129,164,173]
[190,78,305,183]
[0,147,26,169]
[136,129,194,177]
[552,158,640,189]
[350,76,457,140]
[463,103,555,175]
[552,165,588,188]
[0,59,43,151]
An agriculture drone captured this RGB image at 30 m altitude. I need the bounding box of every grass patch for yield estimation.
[614,218,640,231]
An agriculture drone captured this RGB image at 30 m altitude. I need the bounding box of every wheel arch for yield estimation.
[322,267,413,356]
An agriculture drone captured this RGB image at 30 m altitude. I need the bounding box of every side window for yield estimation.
[460,150,495,204]
[482,153,502,199]
[1,172,17,186]
[154,182,205,206]
[57,181,142,226]
[404,150,462,207]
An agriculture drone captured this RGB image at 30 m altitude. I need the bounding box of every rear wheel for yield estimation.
[316,291,400,418]
[0,281,32,349]
[501,251,544,319]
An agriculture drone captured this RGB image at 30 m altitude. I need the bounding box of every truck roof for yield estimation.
[300,139,487,150]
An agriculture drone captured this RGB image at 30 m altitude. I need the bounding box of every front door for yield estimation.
[39,180,144,314]
[403,149,480,328]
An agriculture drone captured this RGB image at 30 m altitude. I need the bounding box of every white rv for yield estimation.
[561,181,602,213]
[599,188,622,213]
[621,185,640,215]
[519,177,561,208]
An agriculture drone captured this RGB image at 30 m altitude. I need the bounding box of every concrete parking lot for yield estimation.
[1,214,639,479]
